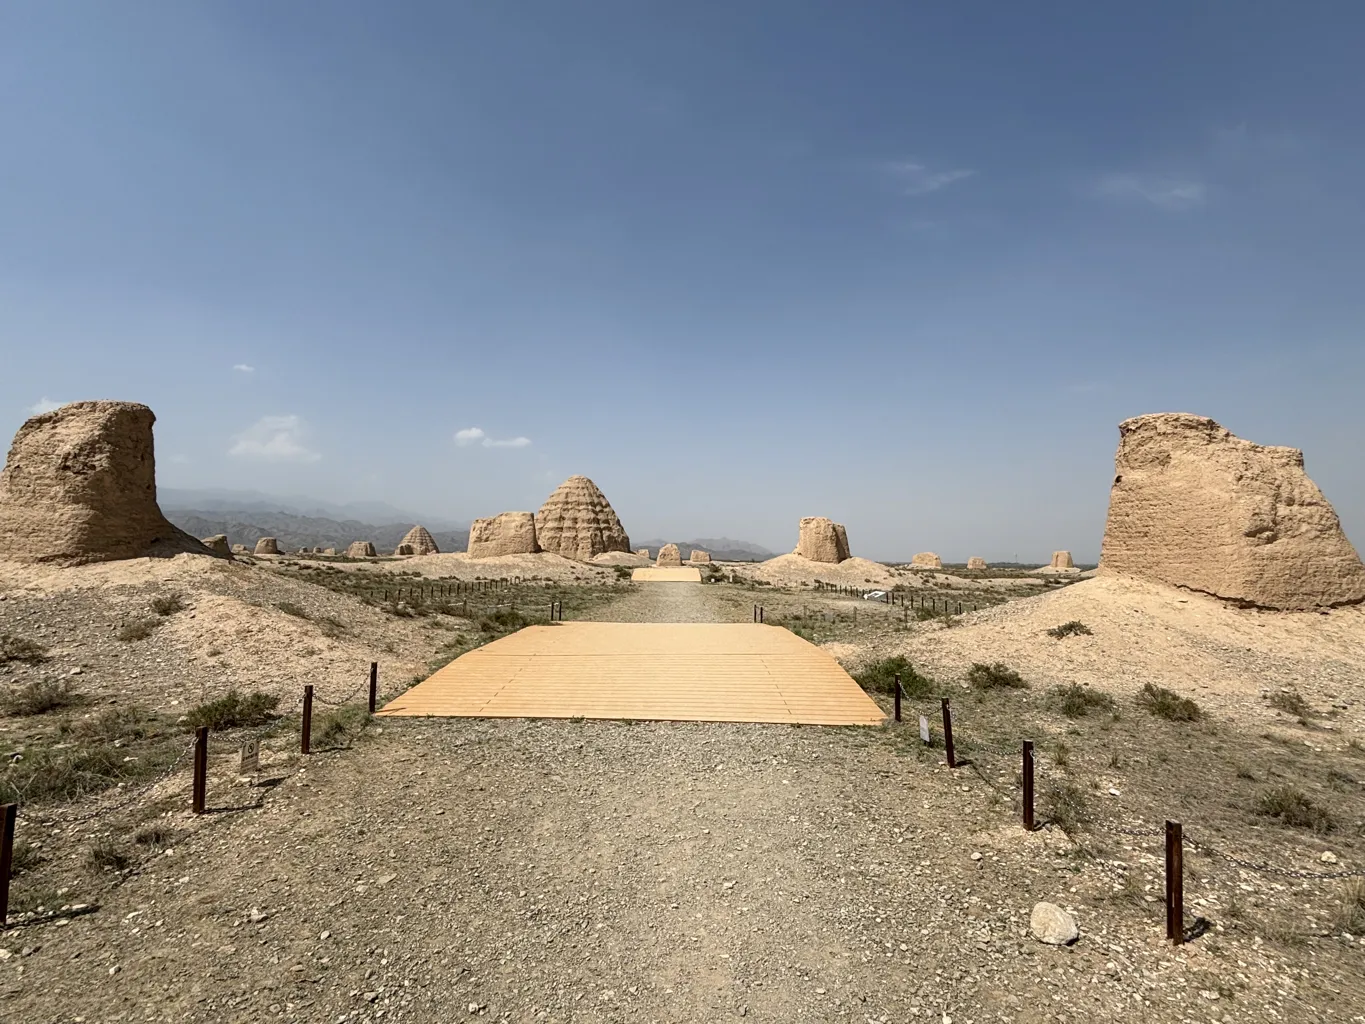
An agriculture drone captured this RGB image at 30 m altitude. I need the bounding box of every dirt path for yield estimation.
[593,582,743,623]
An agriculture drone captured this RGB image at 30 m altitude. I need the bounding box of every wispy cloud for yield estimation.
[455,426,531,449]
[1096,173,1205,210]
[233,363,255,373]
[27,397,64,415]
[888,161,976,196]
[228,414,321,463]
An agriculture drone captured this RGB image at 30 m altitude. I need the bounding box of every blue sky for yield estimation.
[3,2,1362,561]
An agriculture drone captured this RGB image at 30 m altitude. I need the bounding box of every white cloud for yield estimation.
[888,161,976,196]
[27,397,64,415]
[1096,173,1205,210]
[233,363,255,373]
[454,427,486,446]
[228,414,321,463]
[455,426,531,449]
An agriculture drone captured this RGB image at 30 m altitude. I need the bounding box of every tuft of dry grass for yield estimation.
[2,677,83,716]
[1046,620,1093,639]
[967,662,1028,691]
[1135,683,1201,722]
[1266,690,1310,716]
[184,690,280,731]
[117,618,160,642]
[1252,785,1336,833]
[151,593,186,617]
[1053,683,1115,719]
[0,633,49,665]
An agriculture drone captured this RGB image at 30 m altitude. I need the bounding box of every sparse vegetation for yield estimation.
[1041,780,1090,832]
[1046,620,1093,638]
[0,633,49,664]
[2,744,130,804]
[86,840,133,874]
[477,607,531,634]
[1334,878,1365,934]
[134,824,176,850]
[117,618,160,642]
[275,601,310,619]
[1053,683,1115,719]
[854,655,936,697]
[1267,690,1310,716]
[1252,785,1336,833]
[1,677,83,716]
[64,705,151,743]
[151,593,186,616]
[184,689,281,731]
[966,662,1028,691]
[313,706,371,748]
[1135,683,1201,721]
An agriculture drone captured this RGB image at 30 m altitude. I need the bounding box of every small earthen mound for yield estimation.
[468,512,539,558]
[0,400,208,565]
[689,550,712,563]
[202,535,230,555]
[656,543,682,567]
[535,475,631,562]
[795,517,850,563]
[1099,412,1365,610]
[399,525,439,556]
[254,537,280,556]
[912,552,942,569]
[231,543,249,555]
[322,547,336,556]
[967,556,987,571]
[346,541,377,558]
[635,548,651,558]
[393,543,414,556]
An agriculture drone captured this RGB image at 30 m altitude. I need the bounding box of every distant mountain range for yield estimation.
[158,488,466,530]
[636,538,775,562]
[164,508,469,554]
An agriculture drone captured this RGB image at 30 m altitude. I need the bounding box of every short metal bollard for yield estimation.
[301,685,314,755]
[192,726,208,814]
[368,662,378,713]
[1022,740,1035,831]
[941,697,956,768]
[893,674,902,722]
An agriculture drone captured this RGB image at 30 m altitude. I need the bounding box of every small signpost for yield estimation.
[240,736,260,773]
[919,715,930,744]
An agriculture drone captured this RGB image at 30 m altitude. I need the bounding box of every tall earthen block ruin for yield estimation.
[0,401,207,565]
[468,512,539,558]
[656,543,682,567]
[689,550,711,563]
[1099,412,1365,610]
[254,537,280,556]
[346,541,377,558]
[535,475,631,562]
[796,517,850,563]
[967,556,987,570]
[911,552,942,569]
[1051,551,1075,570]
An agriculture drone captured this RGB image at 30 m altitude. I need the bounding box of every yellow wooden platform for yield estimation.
[631,567,702,582]
[378,622,885,726]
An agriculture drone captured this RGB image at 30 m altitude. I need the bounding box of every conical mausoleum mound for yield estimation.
[399,525,439,555]
[534,475,631,562]
[0,400,208,565]
[1099,413,1365,610]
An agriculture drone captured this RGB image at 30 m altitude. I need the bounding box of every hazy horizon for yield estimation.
[4,4,1363,563]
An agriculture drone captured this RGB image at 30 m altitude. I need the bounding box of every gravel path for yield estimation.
[594,583,741,623]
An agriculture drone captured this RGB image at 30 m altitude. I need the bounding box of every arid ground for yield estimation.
[1,552,1363,1023]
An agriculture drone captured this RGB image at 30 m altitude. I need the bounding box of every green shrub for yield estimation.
[0,634,48,664]
[117,618,159,642]
[1047,620,1093,639]
[1253,785,1336,833]
[853,656,936,697]
[477,607,530,634]
[1135,683,1201,722]
[1,677,83,716]
[184,690,280,731]
[151,593,185,616]
[967,662,1028,691]
[1053,683,1115,718]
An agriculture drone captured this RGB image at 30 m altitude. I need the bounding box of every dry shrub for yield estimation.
[1053,683,1115,719]
[967,662,1028,691]
[151,593,185,616]
[184,690,280,731]
[86,840,132,874]
[1253,785,1336,833]
[1047,620,1093,639]
[1335,878,1365,934]
[1041,780,1091,832]
[1136,683,1201,722]
[275,601,310,619]
[117,618,160,642]
[0,634,48,665]
[1266,690,1310,716]
[2,677,82,716]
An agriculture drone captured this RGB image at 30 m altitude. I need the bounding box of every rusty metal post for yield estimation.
[894,675,902,722]
[1022,740,1034,831]
[760,606,764,624]
[941,697,956,768]
[301,685,313,755]
[368,662,378,713]
[0,802,16,926]
[1166,821,1184,944]
[192,726,208,814]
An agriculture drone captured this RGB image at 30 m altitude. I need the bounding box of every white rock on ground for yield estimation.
[1029,902,1079,945]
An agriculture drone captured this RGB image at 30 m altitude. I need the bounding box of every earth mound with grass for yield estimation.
[0,400,209,565]
[1099,412,1365,610]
